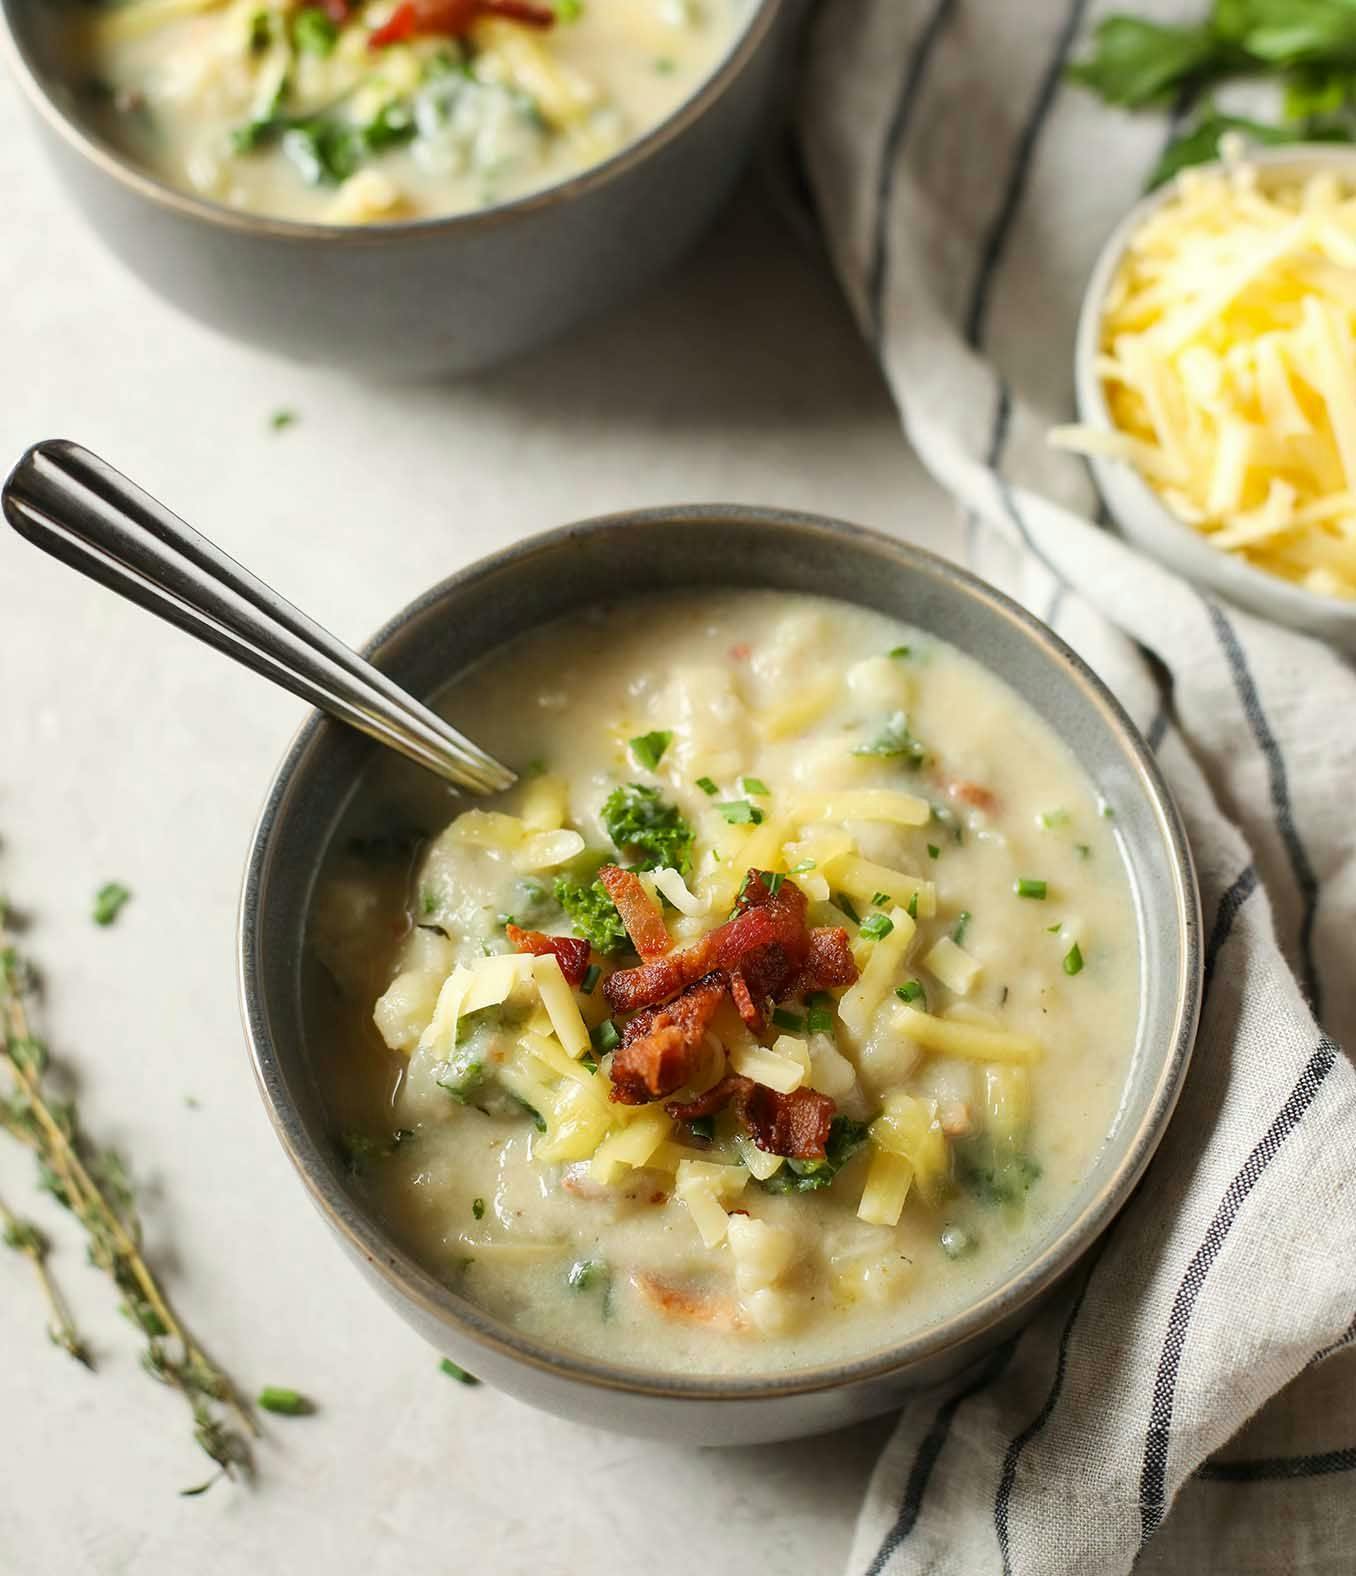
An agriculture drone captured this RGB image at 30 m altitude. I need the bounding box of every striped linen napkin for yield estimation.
[795,3,1356,1572]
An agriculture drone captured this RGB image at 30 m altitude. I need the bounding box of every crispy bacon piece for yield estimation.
[783,927,858,997]
[608,972,726,1105]
[369,0,553,48]
[603,876,810,1016]
[950,780,996,813]
[504,924,590,988]
[665,1075,836,1161]
[597,865,670,961]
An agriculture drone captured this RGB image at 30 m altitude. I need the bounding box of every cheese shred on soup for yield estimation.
[72,0,750,224]
[312,592,1140,1375]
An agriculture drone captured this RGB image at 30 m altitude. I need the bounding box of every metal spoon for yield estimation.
[2,440,516,796]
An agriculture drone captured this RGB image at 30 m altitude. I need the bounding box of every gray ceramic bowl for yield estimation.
[1074,144,1356,652]
[1,0,783,377]
[240,506,1202,1444]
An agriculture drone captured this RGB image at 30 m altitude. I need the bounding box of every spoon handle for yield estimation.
[3,440,515,796]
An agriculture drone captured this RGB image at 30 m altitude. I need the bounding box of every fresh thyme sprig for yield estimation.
[0,900,257,1490]
[0,1190,89,1365]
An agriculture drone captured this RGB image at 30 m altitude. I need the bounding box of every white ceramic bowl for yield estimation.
[1074,143,1356,653]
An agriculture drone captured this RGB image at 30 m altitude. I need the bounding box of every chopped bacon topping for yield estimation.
[504,924,590,989]
[603,875,810,1016]
[665,1075,836,1160]
[950,780,996,813]
[783,927,858,997]
[608,971,726,1105]
[369,0,553,48]
[597,865,670,962]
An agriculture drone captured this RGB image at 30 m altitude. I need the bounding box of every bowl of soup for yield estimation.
[240,506,1201,1443]
[1,0,781,374]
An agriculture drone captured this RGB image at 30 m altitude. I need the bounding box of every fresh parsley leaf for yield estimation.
[629,730,672,771]
[554,876,628,954]
[601,784,694,873]
[1148,105,1353,188]
[1066,16,1227,107]
[715,800,763,826]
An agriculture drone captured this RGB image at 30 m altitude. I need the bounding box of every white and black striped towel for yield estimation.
[795,3,1356,1571]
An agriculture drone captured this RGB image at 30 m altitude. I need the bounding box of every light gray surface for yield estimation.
[0,66,958,1576]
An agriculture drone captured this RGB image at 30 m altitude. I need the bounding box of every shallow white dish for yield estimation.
[1073,143,1356,654]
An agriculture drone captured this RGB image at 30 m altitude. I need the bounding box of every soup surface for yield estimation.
[72,0,750,223]
[311,591,1140,1376]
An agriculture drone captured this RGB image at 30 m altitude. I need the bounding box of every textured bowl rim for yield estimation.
[239,505,1202,1404]
[1074,141,1356,626]
[0,0,780,242]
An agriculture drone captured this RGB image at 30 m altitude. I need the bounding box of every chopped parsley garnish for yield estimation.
[580,963,601,995]
[837,894,862,925]
[1015,878,1048,901]
[1064,943,1085,976]
[716,800,763,826]
[759,1116,871,1194]
[927,843,940,860]
[742,776,770,797]
[953,910,972,945]
[1047,922,1062,934]
[955,1140,1042,1207]
[554,876,628,954]
[859,912,895,941]
[601,784,694,872]
[439,1357,480,1386]
[92,882,131,927]
[472,1197,486,1220]
[896,980,926,1007]
[291,5,338,55]
[1101,803,1115,819]
[806,1005,835,1035]
[257,1386,315,1417]
[852,711,926,765]
[566,1259,608,1292]
[590,1019,621,1054]
[889,645,911,659]
[695,776,719,796]
[771,1008,804,1033]
[436,1049,484,1104]
[269,408,298,432]
[628,730,672,771]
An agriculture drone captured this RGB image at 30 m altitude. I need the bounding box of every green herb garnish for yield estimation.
[580,963,601,995]
[590,1019,621,1054]
[852,711,926,765]
[686,1115,716,1140]
[837,894,862,925]
[439,1357,480,1385]
[567,1258,608,1292]
[872,890,890,907]
[771,1008,804,1032]
[472,1197,486,1220]
[291,6,338,55]
[269,408,298,432]
[1064,943,1085,976]
[629,730,672,771]
[695,776,719,796]
[258,1386,315,1417]
[858,912,895,941]
[715,800,763,826]
[554,876,627,954]
[601,784,694,873]
[742,776,770,797]
[759,1116,871,1194]
[895,980,926,1007]
[889,645,911,659]
[939,1225,973,1259]
[553,0,584,18]
[1015,878,1048,901]
[1075,842,1092,860]
[805,1006,835,1035]
[927,844,940,860]
[92,882,131,927]
[955,1139,1042,1207]
[789,858,816,874]
[953,910,972,945]
[906,891,919,921]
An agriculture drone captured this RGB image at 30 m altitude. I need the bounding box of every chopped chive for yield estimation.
[686,1115,716,1140]
[837,894,862,925]
[906,891,919,921]
[859,912,895,940]
[629,730,672,771]
[653,54,676,72]
[952,910,971,945]
[1075,842,1091,860]
[896,980,926,1007]
[806,1006,835,1035]
[695,776,719,796]
[1015,878,1048,900]
[790,858,816,874]
[92,882,131,927]
[742,776,770,796]
[439,1358,480,1385]
[771,1007,804,1032]
[872,890,890,907]
[805,991,833,1006]
[888,645,911,659]
[927,843,940,860]
[269,408,298,432]
[1047,922,1062,934]
[716,800,763,826]
[1100,803,1115,819]
[580,963,601,995]
[472,1197,486,1220]
[258,1386,315,1416]
[1063,943,1085,976]
[590,1019,621,1053]
[1039,810,1070,829]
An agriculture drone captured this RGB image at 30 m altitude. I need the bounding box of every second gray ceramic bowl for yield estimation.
[240,506,1202,1444]
[1,0,783,377]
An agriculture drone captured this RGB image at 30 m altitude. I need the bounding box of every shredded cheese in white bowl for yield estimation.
[1059,142,1356,651]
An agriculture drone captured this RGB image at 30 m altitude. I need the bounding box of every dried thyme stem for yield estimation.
[1,907,256,1483]
[0,1190,90,1366]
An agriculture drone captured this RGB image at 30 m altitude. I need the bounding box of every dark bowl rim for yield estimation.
[0,0,781,242]
[238,504,1203,1403]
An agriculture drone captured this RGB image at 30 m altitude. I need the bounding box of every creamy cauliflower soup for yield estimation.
[72,0,751,224]
[310,592,1140,1376]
